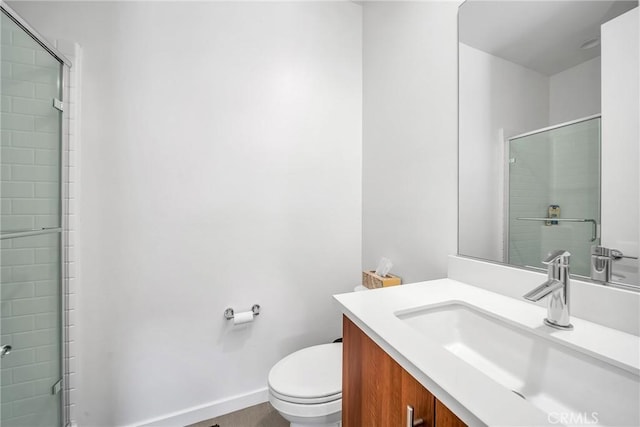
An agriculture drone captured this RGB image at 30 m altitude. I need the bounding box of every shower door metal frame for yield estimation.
[507,114,601,142]
[1,2,73,426]
[0,1,72,67]
[504,114,602,274]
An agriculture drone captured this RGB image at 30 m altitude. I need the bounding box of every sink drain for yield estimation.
[512,390,526,400]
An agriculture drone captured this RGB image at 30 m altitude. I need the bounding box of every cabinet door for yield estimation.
[343,315,401,425]
[435,399,467,427]
[402,368,435,427]
[343,315,434,427]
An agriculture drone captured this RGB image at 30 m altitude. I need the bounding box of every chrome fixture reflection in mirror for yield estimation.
[458,0,639,287]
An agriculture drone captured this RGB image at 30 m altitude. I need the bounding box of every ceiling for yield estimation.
[459,0,639,76]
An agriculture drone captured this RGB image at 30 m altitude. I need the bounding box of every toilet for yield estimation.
[268,286,367,426]
[268,342,343,427]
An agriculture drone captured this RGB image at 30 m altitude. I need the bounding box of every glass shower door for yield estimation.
[508,117,601,277]
[1,9,63,427]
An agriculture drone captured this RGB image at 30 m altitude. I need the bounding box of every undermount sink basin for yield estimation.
[396,302,640,426]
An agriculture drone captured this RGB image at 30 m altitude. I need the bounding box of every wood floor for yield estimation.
[187,402,289,427]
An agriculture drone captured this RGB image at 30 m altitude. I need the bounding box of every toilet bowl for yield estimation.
[268,343,342,427]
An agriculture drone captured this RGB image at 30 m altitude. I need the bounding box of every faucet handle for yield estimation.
[543,249,571,265]
[592,245,638,261]
[606,248,637,260]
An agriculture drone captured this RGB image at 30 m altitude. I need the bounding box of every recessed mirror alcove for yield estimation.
[458,0,639,288]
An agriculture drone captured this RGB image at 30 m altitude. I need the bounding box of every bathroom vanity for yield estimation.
[343,316,464,427]
[335,257,640,426]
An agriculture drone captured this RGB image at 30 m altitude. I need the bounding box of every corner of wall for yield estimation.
[56,38,81,427]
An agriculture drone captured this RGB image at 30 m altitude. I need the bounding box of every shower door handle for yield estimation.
[1,345,11,358]
[516,217,599,242]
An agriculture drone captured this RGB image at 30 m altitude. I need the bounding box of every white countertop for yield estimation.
[334,279,640,427]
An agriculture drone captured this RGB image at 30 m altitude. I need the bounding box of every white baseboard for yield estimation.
[130,387,269,427]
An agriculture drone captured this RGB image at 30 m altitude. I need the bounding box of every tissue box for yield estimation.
[362,271,402,289]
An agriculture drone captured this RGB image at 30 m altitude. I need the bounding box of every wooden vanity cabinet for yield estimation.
[343,316,466,427]
[435,400,467,427]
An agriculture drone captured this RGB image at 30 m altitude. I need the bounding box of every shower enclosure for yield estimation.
[507,116,601,277]
[1,4,70,426]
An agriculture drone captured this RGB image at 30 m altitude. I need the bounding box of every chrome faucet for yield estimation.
[591,245,615,283]
[590,245,638,283]
[523,250,573,330]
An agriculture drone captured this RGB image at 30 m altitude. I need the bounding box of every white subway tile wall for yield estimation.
[1,16,80,426]
[508,118,600,276]
[546,121,600,274]
[508,131,552,269]
[0,15,62,426]
[1,16,62,426]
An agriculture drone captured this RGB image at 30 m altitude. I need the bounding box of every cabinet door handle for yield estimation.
[407,405,424,427]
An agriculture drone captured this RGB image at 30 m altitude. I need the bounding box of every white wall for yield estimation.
[601,7,639,284]
[549,56,601,125]
[362,1,460,283]
[8,2,362,426]
[458,43,549,263]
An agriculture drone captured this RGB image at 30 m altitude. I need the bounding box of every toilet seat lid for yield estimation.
[268,343,342,402]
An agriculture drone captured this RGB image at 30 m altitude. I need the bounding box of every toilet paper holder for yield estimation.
[224,304,260,320]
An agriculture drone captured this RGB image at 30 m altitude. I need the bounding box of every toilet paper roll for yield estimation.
[233,311,254,326]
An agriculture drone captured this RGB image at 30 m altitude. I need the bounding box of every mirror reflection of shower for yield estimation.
[506,116,601,277]
[458,0,639,288]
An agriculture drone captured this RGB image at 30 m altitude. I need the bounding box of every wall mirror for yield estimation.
[458,0,639,287]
